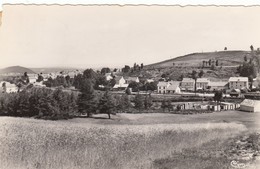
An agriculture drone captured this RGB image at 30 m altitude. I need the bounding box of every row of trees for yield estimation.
[202,59,219,68]
[0,87,78,119]
[122,63,144,73]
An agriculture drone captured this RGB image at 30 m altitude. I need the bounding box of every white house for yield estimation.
[157,81,181,94]
[113,76,128,89]
[166,81,181,94]
[105,73,113,81]
[229,77,249,89]
[157,81,169,94]
[28,74,38,83]
[196,78,210,90]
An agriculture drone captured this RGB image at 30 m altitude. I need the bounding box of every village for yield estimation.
[1,64,260,114]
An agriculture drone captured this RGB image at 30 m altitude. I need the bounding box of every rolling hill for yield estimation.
[0,66,36,74]
[126,50,254,81]
[145,50,249,69]
[30,67,84,74]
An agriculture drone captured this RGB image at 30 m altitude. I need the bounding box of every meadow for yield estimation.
[0,115,248,169]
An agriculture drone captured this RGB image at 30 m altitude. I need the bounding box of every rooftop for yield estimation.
[209,81,228,87]
[167,81,180,91]
[197,78,210,83]
[182,78,195,82]
[157,81,169,87]
[229,77,248,82]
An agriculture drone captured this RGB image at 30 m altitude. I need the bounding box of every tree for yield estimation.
[202,61,205,68]
[2,82,6,93]
[144,95,153,109]
[133,94,144,111]
[77,79,97,117]
[36,74,44,82]
[101,67,111,75]
[98,91,116,119]
[210,64,216,70]
[122,65,131,73]
[239,62,257,78]
[244,55,248,62]
[77,92,97,117]
[83,69,97,83]
[95,75,108,89]
[224,47,227,50]
[167,100,173,112]
[125,87,131,95]
[161,74,167,79]
[198,70,204,78]
[213,90,223,103]
[128,81,140,92]
[250,45,254,51]
[118,94,132,111]
[22,72,29,84]
[249,75,254,90]
[144,82,157,91]
[178,74,184,81]
[209,59,212,66]
[161,100,167,112]
[141,63,144,69]
[191,70,198,93]
[216,60,219,66]
[109,78,116,88]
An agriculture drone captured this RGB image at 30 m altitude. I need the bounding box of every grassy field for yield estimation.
[0,112,251,169]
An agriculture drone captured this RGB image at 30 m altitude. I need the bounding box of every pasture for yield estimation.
[0,111,258,169]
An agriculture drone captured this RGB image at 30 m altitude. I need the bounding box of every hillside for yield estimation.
[145,50,249,69]
[0,66,35,74]
[122,50,253,81]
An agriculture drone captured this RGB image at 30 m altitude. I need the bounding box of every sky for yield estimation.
[0,1,260,69]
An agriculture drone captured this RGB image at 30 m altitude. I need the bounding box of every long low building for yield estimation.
[240,99,260,112]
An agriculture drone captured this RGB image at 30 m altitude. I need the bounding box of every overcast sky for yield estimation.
[0,4,260,69]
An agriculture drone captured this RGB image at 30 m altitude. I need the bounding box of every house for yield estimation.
[28,74,38,83]
[113,76,128,89]
[240,99,260,112]
[181,78,195,91]
[166,81,181,94]
[157,81,169,94]
[0,81,18,93]
[105,73,113,81]
[229,77,248,90]
[208,81,229,91]
[146,79,154,83]
[157,81,181,94]
[125,77,140,84]
[196,78,210,90]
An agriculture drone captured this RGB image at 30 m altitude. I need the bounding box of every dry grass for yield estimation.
[0,117,246,169]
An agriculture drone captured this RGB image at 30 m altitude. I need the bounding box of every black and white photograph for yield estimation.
[0,1,260,168]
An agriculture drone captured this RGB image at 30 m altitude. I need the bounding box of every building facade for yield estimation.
[181,78,195,91]
[229,77,249,89]
[196,78,210,90]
